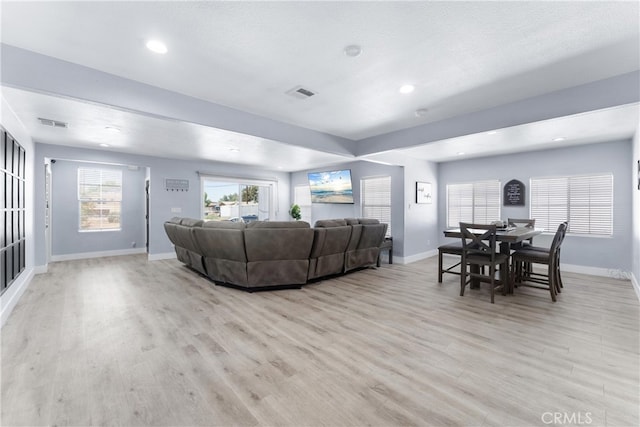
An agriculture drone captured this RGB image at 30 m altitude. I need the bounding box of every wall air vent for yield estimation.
[286,85,317,99]
[38,117,68,128]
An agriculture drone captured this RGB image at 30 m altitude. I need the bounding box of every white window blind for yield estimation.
[78,168,122,231]
[294,184,312,224]
[361,176,391,237]
[446,180,500,227]
[530,174,612,236]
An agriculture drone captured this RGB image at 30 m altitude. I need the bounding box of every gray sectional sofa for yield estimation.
[164,217,388,291]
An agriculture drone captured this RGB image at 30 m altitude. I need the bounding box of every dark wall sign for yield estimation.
[504,179,525,206]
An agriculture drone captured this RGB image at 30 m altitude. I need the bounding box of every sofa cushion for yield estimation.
[246,221,310,229]
[181,218,204,227]
[358,218,380,225]
[344,218,360,225]
[203,221,246,229]
[314,219,348,228]
[167,217,183,224]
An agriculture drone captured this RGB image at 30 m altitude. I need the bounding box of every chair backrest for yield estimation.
[508,218,535,228]
[550,222,568,254]
[459,222,498,258]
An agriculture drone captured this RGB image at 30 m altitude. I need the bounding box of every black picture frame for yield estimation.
[637,160,640,191]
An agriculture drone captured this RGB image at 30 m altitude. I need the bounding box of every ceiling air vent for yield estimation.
[38,117,68,128]
[286,85,317,99]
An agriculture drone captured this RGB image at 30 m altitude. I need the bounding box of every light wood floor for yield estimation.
[1,255,638,427]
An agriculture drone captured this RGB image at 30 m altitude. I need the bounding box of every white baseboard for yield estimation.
[148,252,176,261]
[50,247,146,262]
[561,263,631,280]
[631,273,640,301]
[34,264,48,274]
[1,268,34,328]
[396,249,438,265]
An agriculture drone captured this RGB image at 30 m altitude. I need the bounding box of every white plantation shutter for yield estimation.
[530,174,612,236]
[530,177,568,232]
[473,180,501,224]
[447,181,500,227]
[361,176,391,236]
[78,168,122,231]
[294,184,312,224]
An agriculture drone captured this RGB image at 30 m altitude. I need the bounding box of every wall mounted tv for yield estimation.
[307,169,354,204]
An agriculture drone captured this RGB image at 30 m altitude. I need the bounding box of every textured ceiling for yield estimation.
[1,1,639,167]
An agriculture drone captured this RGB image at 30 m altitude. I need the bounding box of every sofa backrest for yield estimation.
[193,221,247,261]
[244,221,314,261]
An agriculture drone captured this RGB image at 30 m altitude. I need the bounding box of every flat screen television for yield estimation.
[307,169,354,204]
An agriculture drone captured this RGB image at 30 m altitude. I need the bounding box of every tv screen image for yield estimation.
[307,169,354,204]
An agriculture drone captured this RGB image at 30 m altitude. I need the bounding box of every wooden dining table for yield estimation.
[442,226,543,291]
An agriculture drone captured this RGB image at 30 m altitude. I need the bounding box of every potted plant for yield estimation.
[289,204,301,221]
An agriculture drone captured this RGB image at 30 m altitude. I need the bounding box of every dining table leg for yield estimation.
[499,242,513,294]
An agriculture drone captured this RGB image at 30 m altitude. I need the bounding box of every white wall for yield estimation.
[50,159,146,259]
[34,143,291,266]
[439,139,633,276]
[0,96,35,327]
[631,130,640,296]
[291,161,407,257]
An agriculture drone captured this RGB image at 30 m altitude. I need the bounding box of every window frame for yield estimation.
[199,174,276,222]
[446,180,501,228]
[530,173,613,237]
[77,167,123,232]
[361,175,392,237]
[293,184,312,224]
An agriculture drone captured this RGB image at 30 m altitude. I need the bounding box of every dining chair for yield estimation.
[510,222,568,301]
[525,221,568,293]
[507,218,536,246]
[438,241,463,282]
[508,217,536,278]
[459,223,510,303]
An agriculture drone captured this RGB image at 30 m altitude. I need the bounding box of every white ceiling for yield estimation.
[1,1,639,168]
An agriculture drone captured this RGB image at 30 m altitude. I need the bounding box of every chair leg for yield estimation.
[438,251,443,283]
[460,262,466,296]
[490,264,495,304]
[548,263,557,302]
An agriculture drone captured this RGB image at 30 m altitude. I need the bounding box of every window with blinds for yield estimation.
[294,184,312,224]
[78,168,123,231]
[530,174,613,236]
[361,176,391,236]
[446,180,501,227]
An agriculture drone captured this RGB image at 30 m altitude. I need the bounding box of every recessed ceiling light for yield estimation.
[105,126,120,133]
[399,84,415,94]
[146,39,168,54]
[228,147,240,152]
[344,45,363,57]
[487,130,498,135]
[415,108,429,117]
[457,152,465,155]
[99,143,110,148]
[553,137,566,142]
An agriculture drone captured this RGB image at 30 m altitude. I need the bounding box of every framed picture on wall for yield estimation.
[416,181,432,204]
[637,160,639,190]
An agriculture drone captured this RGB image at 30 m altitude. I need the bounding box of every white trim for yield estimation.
[148,252,177,261]
[560,263,630,279]
[1,268,34,328]
[34,264,48,274]
[50,247,146,262]
[397,249,438,265]
[630,272,640,301]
